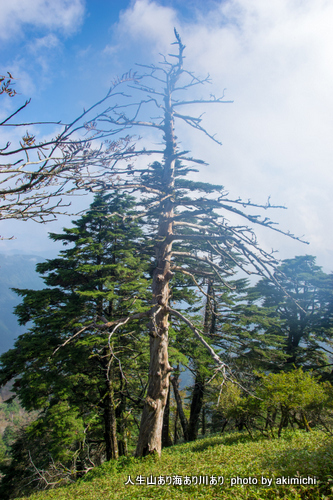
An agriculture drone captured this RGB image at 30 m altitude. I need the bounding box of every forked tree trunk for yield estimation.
[171,375,189,441]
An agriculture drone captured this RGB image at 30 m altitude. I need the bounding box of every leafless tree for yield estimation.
[0,72,136,232]
[56,30,304,457]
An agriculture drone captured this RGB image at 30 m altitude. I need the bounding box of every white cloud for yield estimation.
[104,0,177,59]
[0,0,85,40]
[118,0,176,43]
[28,34,60,53]
[105,0,333,269]
[182,0,333,265]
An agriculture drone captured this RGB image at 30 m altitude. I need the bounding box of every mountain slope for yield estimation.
[14,429,333,500]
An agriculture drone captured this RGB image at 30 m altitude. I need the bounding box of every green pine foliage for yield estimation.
[246,256,333,370]
[0,192,151,497]
[207,255,333,376]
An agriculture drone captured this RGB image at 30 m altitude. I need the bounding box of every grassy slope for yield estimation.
[18,430,333,500]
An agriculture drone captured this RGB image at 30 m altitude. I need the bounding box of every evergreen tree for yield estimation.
[211,277,286,373]
[247,255,333,371]
[0,192,150,494]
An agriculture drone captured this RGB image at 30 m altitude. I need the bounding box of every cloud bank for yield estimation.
[0,0,85,40]
[105,0,333,268]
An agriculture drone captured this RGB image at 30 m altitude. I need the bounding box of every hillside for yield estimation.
[16,429,333,500]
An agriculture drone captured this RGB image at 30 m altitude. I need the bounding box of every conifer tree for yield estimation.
[208,276,286,373]
[0,192,150,478]
[247,255,333,370]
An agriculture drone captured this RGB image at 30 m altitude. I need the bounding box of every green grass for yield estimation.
[18,429,333,500]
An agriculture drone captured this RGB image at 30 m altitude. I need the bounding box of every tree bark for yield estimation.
[204,280,216,335]
[187,372,205,441]
[162,385,173,447]
[116,376,128,456]
[135,73,176,457]
[174,408,179,444]
[98,350,119,461]
[103,375,119,460]
[170,375,189,441]
[187,282,213,441]
[202,405,206,436]
[278,406,289,438]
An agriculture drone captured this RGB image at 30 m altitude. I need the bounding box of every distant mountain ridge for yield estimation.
[0,254,44,355]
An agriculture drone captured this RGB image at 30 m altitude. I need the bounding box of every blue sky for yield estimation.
[0,0,333,271]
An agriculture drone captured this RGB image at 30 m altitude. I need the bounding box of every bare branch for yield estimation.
[167,306,225,366]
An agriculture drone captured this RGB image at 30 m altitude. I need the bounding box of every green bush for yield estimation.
[212,368,333,437]
[257,368,331,436]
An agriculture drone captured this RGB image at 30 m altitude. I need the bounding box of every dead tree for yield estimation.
[45,31,305,457]
[0,72,136,230]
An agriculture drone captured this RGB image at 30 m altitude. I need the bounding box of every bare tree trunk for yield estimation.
[162,385,173,448]
[103,375,119,460]
[202,405,206,436]
[99,350,119,461]
[187,372,205,441]
[278,406,289,438]
[134,279,172,456]
[221,419,229,433]
[135,74,176,457]
[170,375,189,441]
[174,409,179,444]
[204,280,216,335]
[187,282,212,441]
[116,376,128,456]
[301,411,311,432]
